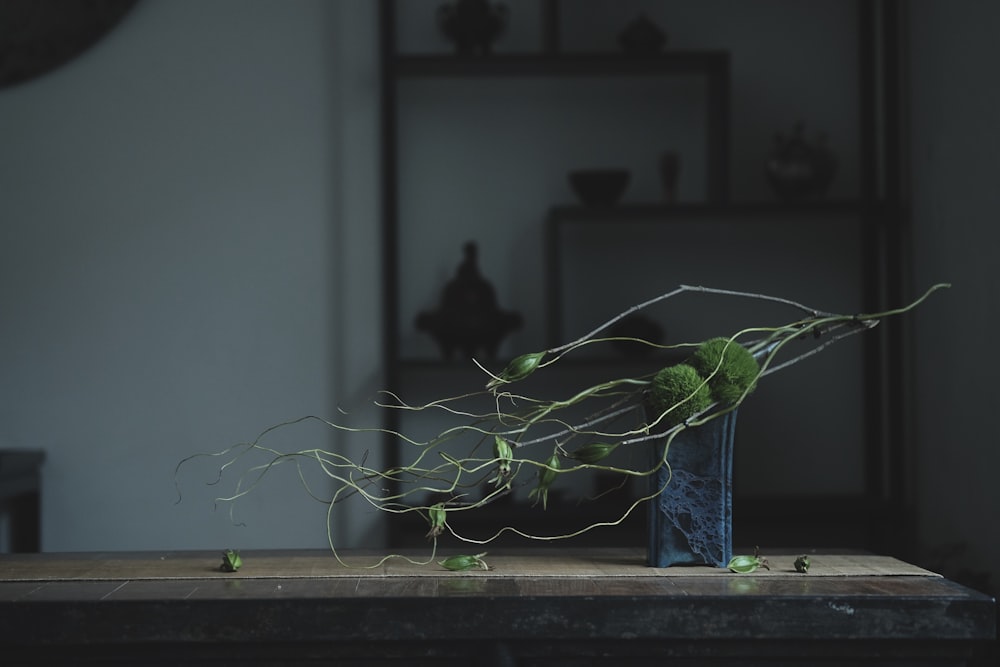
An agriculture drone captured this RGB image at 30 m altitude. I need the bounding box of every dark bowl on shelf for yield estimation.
[568,169,630,207]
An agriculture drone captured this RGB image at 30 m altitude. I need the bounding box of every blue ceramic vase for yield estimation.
[647,408,738,568]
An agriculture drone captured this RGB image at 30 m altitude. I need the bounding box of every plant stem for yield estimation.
[546,284,835,357]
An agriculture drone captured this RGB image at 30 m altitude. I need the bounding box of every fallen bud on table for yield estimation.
[220,549,242,572]
[439,553,490,571]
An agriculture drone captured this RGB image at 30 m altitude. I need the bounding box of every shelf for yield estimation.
[391,499,648,549]
[394,356,681,391]
[389,493,901,550]
[391,51,730,78]
[380,1,908,554]
[394,356,677,381]
[548,199,883,222]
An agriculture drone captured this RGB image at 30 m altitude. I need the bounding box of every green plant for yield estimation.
[689,337,761,404]
[647,363,714,428]
[728,546,770,573]
[176,283,948,568]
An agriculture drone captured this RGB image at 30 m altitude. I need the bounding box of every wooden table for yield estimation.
[0,548,995,665]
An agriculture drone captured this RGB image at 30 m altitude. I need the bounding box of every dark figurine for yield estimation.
[765,122,838,200]
[618,13,667,55]
[416,242,522,360]
[437,0,507,55]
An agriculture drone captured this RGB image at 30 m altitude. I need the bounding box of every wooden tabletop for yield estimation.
[0,546,946,581]
[0,548,995,665]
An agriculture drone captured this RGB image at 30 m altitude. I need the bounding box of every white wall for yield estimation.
[908,0,1000,593]
[0,0,384,551]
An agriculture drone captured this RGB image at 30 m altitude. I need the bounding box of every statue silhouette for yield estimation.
[416,242,522,359]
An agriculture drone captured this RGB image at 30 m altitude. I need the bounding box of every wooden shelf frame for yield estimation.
[377,0,911,556]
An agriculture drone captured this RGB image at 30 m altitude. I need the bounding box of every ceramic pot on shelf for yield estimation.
[765,122,838,200]
[437,0,508,55]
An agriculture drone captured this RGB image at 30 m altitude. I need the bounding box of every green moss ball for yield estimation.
[647,363,713,428]
[689,337,760,405]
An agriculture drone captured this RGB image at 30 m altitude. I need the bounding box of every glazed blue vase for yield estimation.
[647,409,738,568]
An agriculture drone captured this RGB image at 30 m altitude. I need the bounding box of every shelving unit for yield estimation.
[378,0,907,553]
[544,200,884,346]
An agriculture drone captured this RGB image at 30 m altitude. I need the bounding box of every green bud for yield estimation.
[439,552,490,571]
[727,554,761,573]
[425,503,447,539]
[570,442,620,465]
[487,352,545,390]
[539,452,560,486]
[727,546,770,574]
[220,549,242,572]
[794,555,811,573]
[527,452,560,510]
[489,436,514,488]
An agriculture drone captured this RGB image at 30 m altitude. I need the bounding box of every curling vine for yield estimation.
[175,283,948,568]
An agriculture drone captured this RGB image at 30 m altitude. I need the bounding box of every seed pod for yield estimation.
[570,442,619,465]
[727,554,760,573]
[527,452,561,510]
[439,552,490,571]
[538,452,560,487]
[794,555,811,573]
[220,549,242,572]
[494,436,513,478]
[727,547,770,573]
[487,352,545,390]
[425,503,447,539]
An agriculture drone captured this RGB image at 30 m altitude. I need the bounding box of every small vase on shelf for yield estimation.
[765,122,838,200]
[437,0,508,55]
